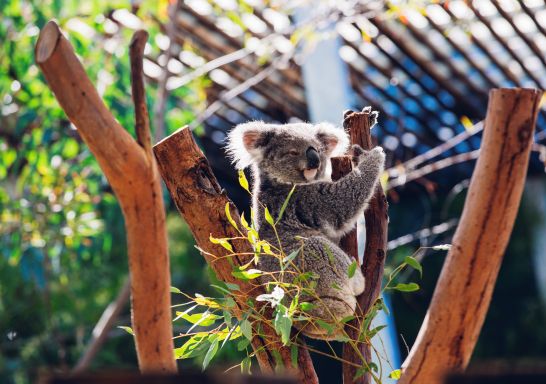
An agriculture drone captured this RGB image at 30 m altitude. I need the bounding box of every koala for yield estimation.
[226,121,385,340]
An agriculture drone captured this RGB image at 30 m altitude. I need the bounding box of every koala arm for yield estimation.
[293,147,385,232]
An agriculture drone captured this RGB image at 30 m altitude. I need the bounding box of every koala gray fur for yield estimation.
[226,121,385,340]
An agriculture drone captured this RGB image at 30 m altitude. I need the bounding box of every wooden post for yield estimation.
[35,21,176,373]
[334,110,389,384]
[399,88,542,384]
[153,127,318,384]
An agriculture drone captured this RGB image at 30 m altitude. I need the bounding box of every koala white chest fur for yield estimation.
[226,121,385,340]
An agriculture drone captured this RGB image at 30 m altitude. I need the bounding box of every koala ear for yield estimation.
[241,130,262,150]
[315,123,350,157]
[226,122,270,169]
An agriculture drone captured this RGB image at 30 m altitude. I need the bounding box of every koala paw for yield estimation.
[357,146,385,172]
[349,144,366,165]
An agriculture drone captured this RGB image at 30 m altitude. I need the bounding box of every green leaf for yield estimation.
[118,326,134,335]
[264,206,275,227]
[241,356,252,374]
[391,283,420,292]
[277,185,296,222]
[271,349,284,371]
[170,286,182,294]
[273,306,293,345]
[331,282,342,291]
[340,315,355,324]
[282,249,299,265]
[232,267,262,280]
[354,367,366,380]
[238,170,250,193]
[378,298,390,315]
[237,338,250,351]
[209,234,233,252]
[335,335,351,342]
[240,319,253,341]
[389,369,402,379]
[202,336,219,370]
[174,333,209,359]
[315,320,334,335]
[291,344,298,368]
[367,324,387,339]
[300,302,316,311]
[225,202,239,231]
[325,244,335,265]
[404,256,422,277]
[347,260,358,278]
[225,282,240,291]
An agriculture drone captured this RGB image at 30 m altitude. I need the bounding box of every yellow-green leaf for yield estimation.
[209,234,233,252]
[118,326,134,335]
[194,294,221,309]
[238,170,250,193]
[225,203,238,231]
[389,369,402,379]
[264,207,275,227]
[176,311,221,327]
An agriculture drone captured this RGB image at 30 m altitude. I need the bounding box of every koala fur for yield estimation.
[226,121,385,340]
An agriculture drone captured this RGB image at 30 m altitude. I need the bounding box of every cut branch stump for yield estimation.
[153,127,318,384]
[400,88,542,383]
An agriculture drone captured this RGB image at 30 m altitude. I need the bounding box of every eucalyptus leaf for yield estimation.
[404,255,422,277]
[347,260,358,278]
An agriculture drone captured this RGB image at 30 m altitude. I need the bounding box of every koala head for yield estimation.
[226,122,349,184]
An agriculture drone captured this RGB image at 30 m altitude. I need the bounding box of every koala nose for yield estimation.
[306,147,320,169]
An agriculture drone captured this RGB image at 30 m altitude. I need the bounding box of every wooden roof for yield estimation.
[159,0,545,171]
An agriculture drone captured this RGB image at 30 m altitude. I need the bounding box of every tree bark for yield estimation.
[153,127,318,384]
[399,88,542,384]
[36,21,176,373]
[338,110,389,384]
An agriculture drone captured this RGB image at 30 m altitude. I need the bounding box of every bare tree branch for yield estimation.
[36,21,176,373]
[130,30,153,156]
[73,279,131,373]
[400,88,542,384]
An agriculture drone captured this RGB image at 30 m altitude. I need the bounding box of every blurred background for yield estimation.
[1,0,546,383]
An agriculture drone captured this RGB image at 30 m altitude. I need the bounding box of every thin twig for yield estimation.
[387,121,484,179]
[73,278,131,373]
[188,56,287,130]
[388,149,481,190]
[153,4,177,143]
[387,219,459,250]
[130,30,153,155]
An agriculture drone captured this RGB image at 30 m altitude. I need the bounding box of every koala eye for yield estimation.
[288,149,299,156]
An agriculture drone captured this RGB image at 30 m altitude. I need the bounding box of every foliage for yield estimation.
[0,1,202,382]
[162,171,425,382]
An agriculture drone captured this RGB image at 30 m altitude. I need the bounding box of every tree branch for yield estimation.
[73,278,131,373]
[153,127,318,384]
[338,109,389,384]
[36,21,176,373]
[130,30,152,155]
[400,88,542,383]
